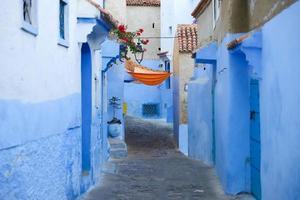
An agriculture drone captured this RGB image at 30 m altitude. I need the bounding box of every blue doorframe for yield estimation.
[250,79,261,199]
[212,63,217,164]
[81,43,92,173]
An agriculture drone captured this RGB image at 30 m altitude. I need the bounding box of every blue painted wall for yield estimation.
[0,94,81,200]
[259,2,300,199]
[102,39,126,139]
[188,65,214,166]
[188,2,300,199]
[0,40,113,200]
[124,59,163,118]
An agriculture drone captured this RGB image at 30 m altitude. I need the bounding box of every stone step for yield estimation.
[110,148,128,159]
[109,138,127,149]
[108,138,128,159]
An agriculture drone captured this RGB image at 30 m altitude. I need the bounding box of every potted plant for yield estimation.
[108,97,122,138]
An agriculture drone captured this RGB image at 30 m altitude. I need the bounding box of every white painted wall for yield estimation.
[0,0,82,103]
[126,6,161,60]
[160,0,201,58]
[0,0,107,148]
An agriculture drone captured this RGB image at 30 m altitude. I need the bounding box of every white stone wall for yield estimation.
[0,0,82,103]
[160,0,201,59]
[126,6,161,60]
[105,0,127,24]
[0,0,106,148]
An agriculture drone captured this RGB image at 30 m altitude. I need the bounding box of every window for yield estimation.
[58,0,69,47]
[23,0,32,24]
[213,0,221,28]
[169,26,172,34]
[21,0,38,36]
[165,61,171,89]
[152,23,155,29]
[142,104,160,117]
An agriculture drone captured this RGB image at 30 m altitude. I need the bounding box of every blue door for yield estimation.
[81,43,92,173]
[250,79,261,199]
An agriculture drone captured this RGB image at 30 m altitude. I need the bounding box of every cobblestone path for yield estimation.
[81,116,251,200]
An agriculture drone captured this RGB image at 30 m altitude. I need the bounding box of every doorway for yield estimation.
[81,43,92,174]
[250,79,261,199]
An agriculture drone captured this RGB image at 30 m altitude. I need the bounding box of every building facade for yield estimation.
[188,0,300,199]
[172,24,198,151]
[124,0,167,119]
[0,0,123,199]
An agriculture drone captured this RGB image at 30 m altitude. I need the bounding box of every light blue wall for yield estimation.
[124,59,163,118]
[102,40,125,139]
[172,75,180,144]
[188,65,214,166]
[259,2,300,199]
[188,1,300,199]
[0,20,114,199]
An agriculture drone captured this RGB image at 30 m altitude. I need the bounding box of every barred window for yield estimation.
[58,0,69,47]
[23,0,32,24]
[21,0,38,36]
[142,104,160,117]
[59,0,67,39]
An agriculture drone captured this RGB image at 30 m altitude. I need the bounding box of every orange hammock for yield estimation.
[125,60,171,86]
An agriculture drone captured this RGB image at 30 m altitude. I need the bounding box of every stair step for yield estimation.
[108,138,128,159]
[110,149,128,159]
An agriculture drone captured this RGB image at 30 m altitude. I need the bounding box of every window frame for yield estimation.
[21,0,39,36]
[58,0,69,48]
[213,0,221,29]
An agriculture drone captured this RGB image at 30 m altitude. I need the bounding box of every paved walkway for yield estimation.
[81,116,251,200]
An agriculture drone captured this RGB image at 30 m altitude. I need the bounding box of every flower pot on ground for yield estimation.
[108,117,122,138]
[108,97,122,138]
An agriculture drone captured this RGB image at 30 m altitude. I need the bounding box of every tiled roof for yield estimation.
[176,24,198,53]
[126,0,160,7]
[191,0,211,18]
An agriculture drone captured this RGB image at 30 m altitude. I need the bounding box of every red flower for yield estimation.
[139,28,144,33]
[141,39,149,45]
[137,32,141,36]
[120,38,129,43]
[118,25,126,33]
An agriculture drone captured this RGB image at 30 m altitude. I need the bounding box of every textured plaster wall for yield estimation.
[105,0,127,24]
[126,6,161,60]
[188,66,214,166]
[0,129,81,200]
[178,54,194,124]
[0,1,110,199]
[259,2,300,199]
[0,0,82,150]
[203,35,251,194]
[195,1,214,47]
[102,39,126,140]
[191,0,300,198]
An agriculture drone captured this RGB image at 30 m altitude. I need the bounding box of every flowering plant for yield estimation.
[112,25,149,55]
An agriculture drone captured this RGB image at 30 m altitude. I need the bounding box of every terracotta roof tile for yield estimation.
[176,24,198,53]
[126,0,160,7]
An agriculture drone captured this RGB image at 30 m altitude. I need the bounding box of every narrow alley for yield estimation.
[81,116,245,200]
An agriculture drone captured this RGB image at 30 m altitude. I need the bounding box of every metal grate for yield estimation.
[142,104,159,117]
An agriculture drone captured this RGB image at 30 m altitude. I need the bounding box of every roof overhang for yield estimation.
[191,0,211,18]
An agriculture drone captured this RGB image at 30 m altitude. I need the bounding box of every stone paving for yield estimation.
[81,116,253,200]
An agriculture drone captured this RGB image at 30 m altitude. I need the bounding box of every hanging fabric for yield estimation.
[125,60,171,86]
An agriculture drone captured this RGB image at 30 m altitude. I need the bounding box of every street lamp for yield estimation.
[134,42,144,64]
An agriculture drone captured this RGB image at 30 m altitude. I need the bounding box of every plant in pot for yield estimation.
[108,97,122,138]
